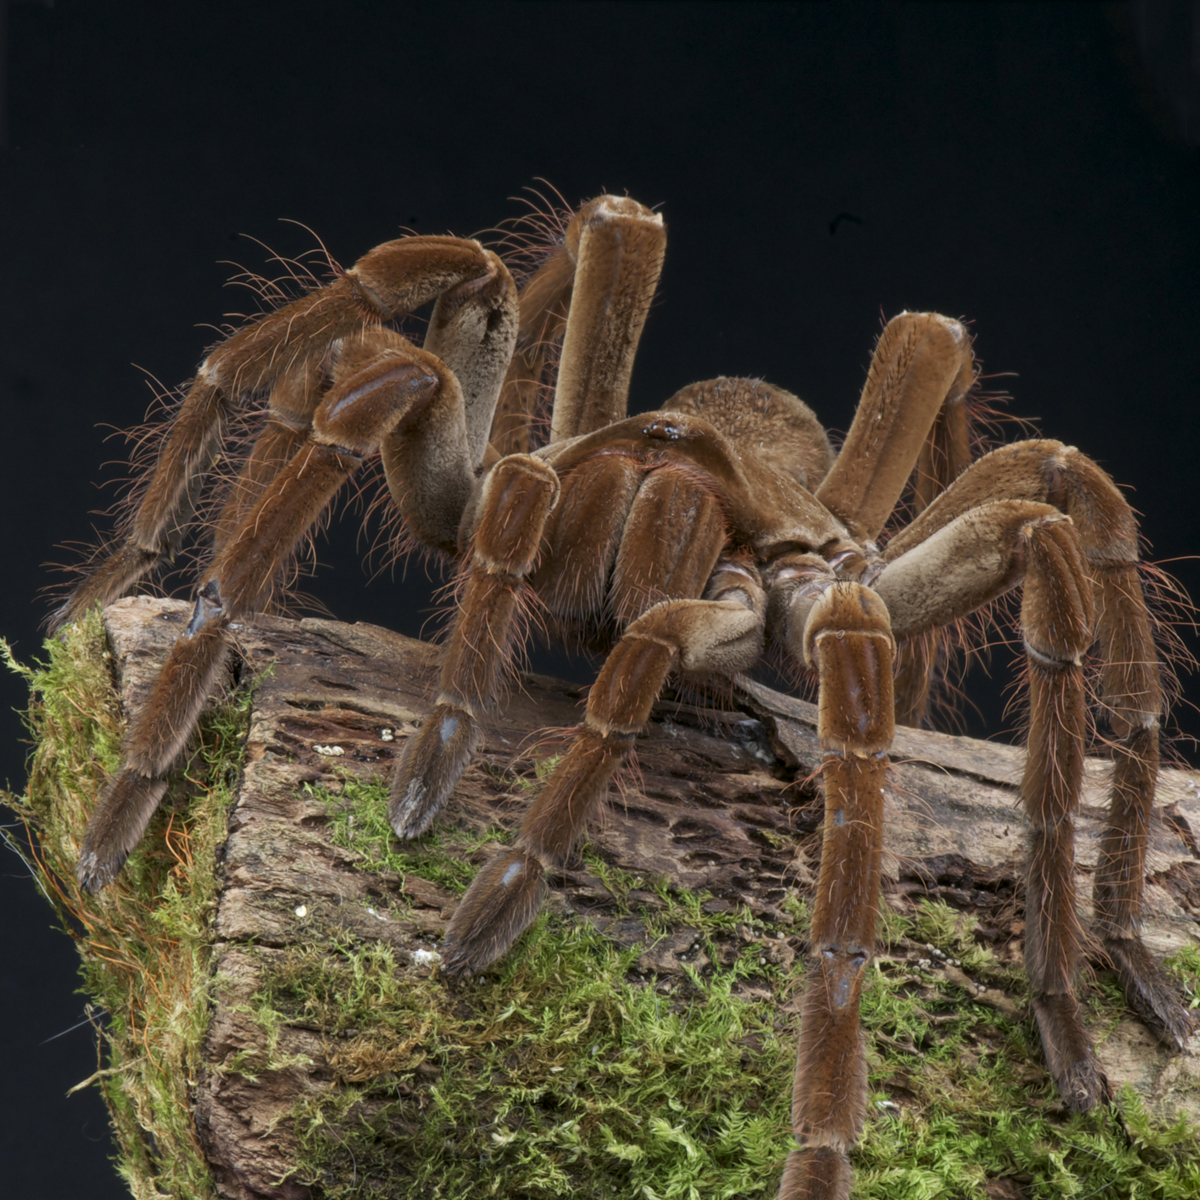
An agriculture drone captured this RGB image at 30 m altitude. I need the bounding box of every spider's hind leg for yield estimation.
[77,303,508,890]
[1074,475,1196,1049]
[53,236,500,629]
[1016,513,1111,1109]
[876,439,1195,1105]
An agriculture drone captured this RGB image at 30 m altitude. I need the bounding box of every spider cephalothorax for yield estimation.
[55,192,1193,1199]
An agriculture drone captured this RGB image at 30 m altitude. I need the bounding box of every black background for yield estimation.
[2,3,1198,1196]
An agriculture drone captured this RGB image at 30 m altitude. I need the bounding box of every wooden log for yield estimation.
[30,597,1200,1197]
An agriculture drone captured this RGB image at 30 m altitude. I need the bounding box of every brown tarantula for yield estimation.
[55,192,1193,1199]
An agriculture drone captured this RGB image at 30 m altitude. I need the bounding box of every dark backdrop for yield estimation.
[2,4,1198,1196]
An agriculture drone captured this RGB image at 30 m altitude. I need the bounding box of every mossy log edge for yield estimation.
[41,598,1200,1196]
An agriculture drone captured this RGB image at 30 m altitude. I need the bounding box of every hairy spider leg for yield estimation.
[76,276,517,891]
[439,558,764,977]
[894,366,978,726]
[815,311,975,545]
[386,196,669,832]
[778,582,894,1200]
[912,373,975,514]
[489,195,666,459]
[54,237,501,628]
[209,355,331,558]
[548,195,666,443]
[387,452,564,841]
[875,440,1194,1103]
[1017,514,1107,1108]
[876,499,1107,1110]
[810,310,977,730]
[486,234,574,459]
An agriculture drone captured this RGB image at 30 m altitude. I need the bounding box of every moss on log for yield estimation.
[6,596,1200,1198]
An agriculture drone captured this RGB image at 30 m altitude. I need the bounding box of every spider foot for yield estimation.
[1104,936,1197,1050]
[1031,993,1112,1112]
[440,848,546,977]
[77,771,169,893]
[777,1144,850,1200]
[388,703,480,839]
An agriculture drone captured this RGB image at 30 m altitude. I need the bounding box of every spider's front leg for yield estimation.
[76,263,518,890]
[432,560,765,976]
[778,582,894,1200]
[387,450,564,839]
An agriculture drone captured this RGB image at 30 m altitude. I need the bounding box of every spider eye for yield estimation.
[642,419,681,441]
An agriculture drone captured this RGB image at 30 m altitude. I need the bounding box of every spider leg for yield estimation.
[893,352,977,727]
[388,452,563,839]
[1017,516,1112,1109]
[876,439,1194,1099]
[381,257,521,553]
[54,237,501,628]
[216,255,520,573]
[878,502,1114,1106]
[441,575,764,977]
[488,220,578,460]
[77,302,509,891]
[1092,609,1192,1050]
[548,195,666,443]
[484,194,665,460]
[884,500,1112,1108]
[912,375,973,513]
[778,582,894,1200]
[815,311,975,545]
[529,454,646,648]
[886,440,1191,1051]
[210,354,330,558]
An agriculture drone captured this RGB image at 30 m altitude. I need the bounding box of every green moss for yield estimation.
[2,611,251,1200]
[1164,945,1200,1012]
[854,955,1200,1198]
[241,780,1200,1199]
[849,898,1200,1198]
[907,898,1008,984]
[242,774,796,1197]
[7,623,1199,1199]
[312,772,512,894]
[254,908,796,1197]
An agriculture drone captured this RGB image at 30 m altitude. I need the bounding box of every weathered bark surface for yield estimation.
[102,597,1200,1199]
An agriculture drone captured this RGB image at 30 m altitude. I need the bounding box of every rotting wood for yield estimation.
[94,596,1200,1199]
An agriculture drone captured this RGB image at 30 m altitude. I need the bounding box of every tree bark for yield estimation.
[97,597,1200,1199]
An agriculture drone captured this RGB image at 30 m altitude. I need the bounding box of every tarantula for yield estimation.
[56,193,1193,1199]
